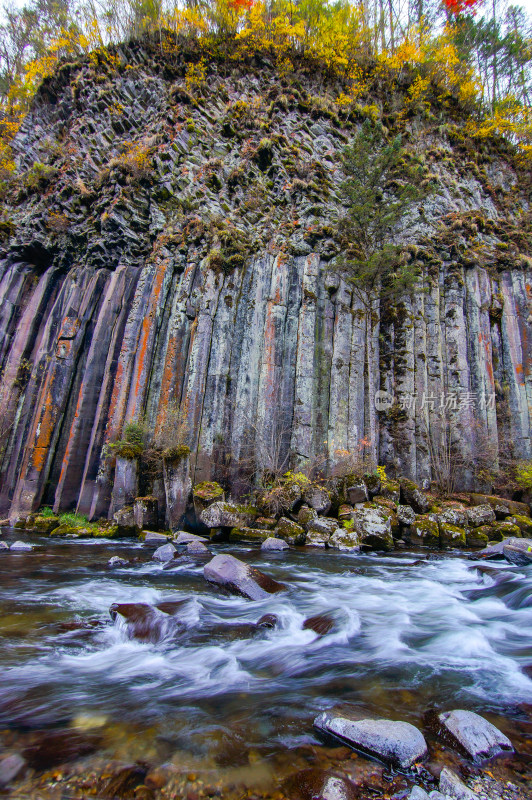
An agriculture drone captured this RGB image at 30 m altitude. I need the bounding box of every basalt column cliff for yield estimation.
[0,39,530,521]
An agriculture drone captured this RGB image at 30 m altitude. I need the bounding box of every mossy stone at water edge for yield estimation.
[50,524,81,537]
[466,529,489,548]
[479,521,522,542]
[439,523,466,548]
[409,516,440,548]
[229,527,272,543]
[507,514,532,536]
[32,516,60,534]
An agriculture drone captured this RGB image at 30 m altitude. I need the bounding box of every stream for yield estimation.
[1,529,531,796]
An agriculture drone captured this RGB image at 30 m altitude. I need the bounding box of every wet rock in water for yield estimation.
[155,600,189,615]
[99,764,149,799]
[109,602,176,643]
[400,479,430,514]
[303,486,332,514]
[257,613,278,628]
[314,710,428,768]
[0,753,26,787]
[466,504,496,528]
[473,541,505,560]
[503,537,532,565]
[153,543,176,562]
[0,541,8,551]
[345,480,368,505]
[199,501,256,530]
[186,540,210,555]
[173,531,208,545]
[439,523,466,549]
[143,531,169,545]
[204,553,286,600]
[282,768,357,800]
[436,709,513,762]
[229,526,271,543]
[30,515,60,534]
[409,516,440,549]
[10,540,32,551]
[108,555,129,567]
[261,537,289,551]
[438,767,476,799]
[304,614,334,636]
[277,517,306,545]
[22,729,100,769]
[329,528,360,550]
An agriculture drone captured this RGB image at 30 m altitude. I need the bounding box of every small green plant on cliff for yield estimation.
[110,421,146,459]
[515,461,532,492]
[336,120,433,306]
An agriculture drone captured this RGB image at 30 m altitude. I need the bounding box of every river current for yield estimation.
[1,530,531,790]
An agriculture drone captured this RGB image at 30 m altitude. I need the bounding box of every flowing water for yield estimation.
[1,529,532,793]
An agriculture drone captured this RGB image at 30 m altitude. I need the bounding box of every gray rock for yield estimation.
[186,540,210,554]
[0,753,26,787]
[503,537,532,565]
[400,480,430,514]
[261,537,289,551]
[329,529,360,550]
[204,553,285,600]
[0,541,8,551]
[303,486,331,514]
[437,508,468,528]
[307,517,338,536]
[10,540,32,551]
[345,480,368,504]
[474,540,505,560]
[113,505,140,536]
[466,504,496,528]
[314,710,427,768]
[108,555,128,567]
[409,788,431,800]
[152,543,177,562]
[439,767,476,800]
[437,709,513,762]
[397,505,416,526]
[428,791,448,799]
[199,500,256,530]
[306,528,333,547]
[143,531,168,544]
[173,531,208,545]
[354,507,394,550]
[277,517,306,545]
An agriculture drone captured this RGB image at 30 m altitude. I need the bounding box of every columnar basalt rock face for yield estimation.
[0,39,530,519]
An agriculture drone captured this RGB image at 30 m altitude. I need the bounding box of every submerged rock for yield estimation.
[438,767,476,800]
[503,537,532,565]
[437,709,513,762]
[10,540,33,551]
[282,768,357,800]
[0,753,26,787]
[257,613,279,628]
[261,537,289,551]
[108,555,129,567]
[0,541,8,551]
[303,614,334,636]
[314,710,427,768]
[204,553,286,600]
[109,602,185,643]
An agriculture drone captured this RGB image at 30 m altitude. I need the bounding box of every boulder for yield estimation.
[0,541,8,551]
[480,521,521,541]
[303,485,331,514]
[364,473,382,497]
[261,537,289,551]
[142,531,169,544]
[345,480,368,504]
[113,506,140,536]
[0,753,26,787]
[502,537,532,565]
[152,543,176,562]
[199,501,257,530]
[437,709,513,762]
[0,518,10,527]
[314,711,427,768]
[277,517,306,545]
[506,514,532,536]
[380,480,400,503]
[470,494,530,518]
[256,516,277,529]
[466,529,489,549]
[338,504,353,520]
[257,613,279,628]
[439,523,466,549]
[204,554,286,600]
[133,496,158,530]
[408,789,430,800]
[258,482,302,515]
[438,768,476,800]
[437,508,468,528]
[409,516,440,549]
[193,481,224,519]
[109,602,178,643]
[298,505,318,529]
[50,523,81,537]
[329,528,360,550]
[473,541,505,560]
[397,504,416,527]
[10,540,32,551]
[173,531,208,545]
[306,528,333,547]
[229,527,271,543]
[304,614,334,636]
[186,540,210,555]
[466,504,496,528]
[31,515,60,534]
[400,479,430,514]
[354,507,394,550]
